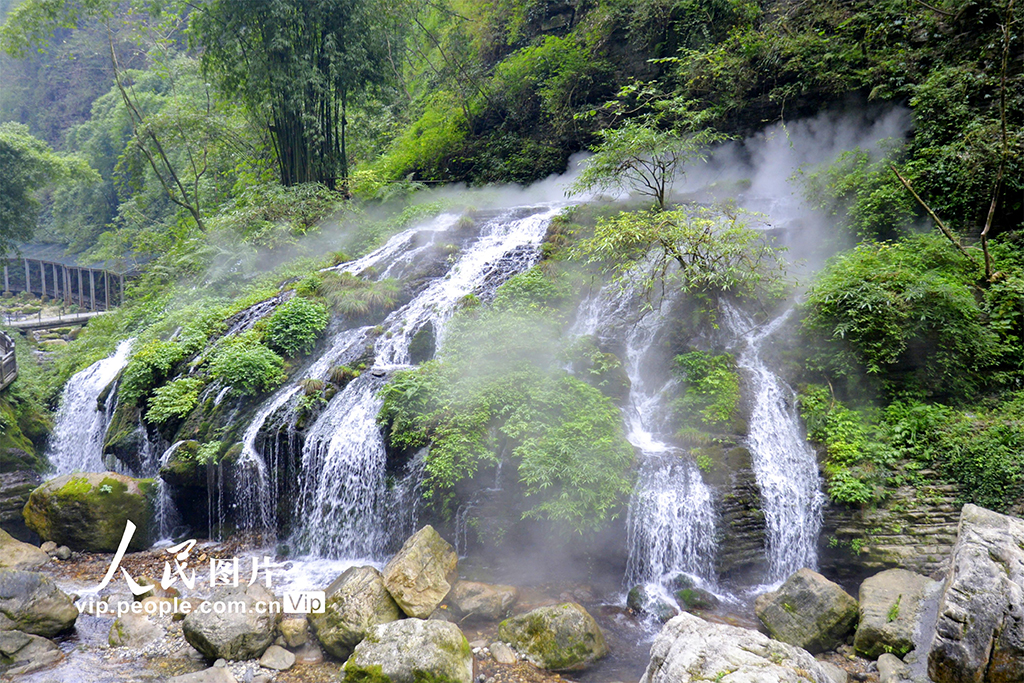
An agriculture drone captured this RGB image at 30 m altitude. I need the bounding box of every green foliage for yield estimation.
[146,377,204,424]
[208,334,285,396]
[0,121,98,255]
[674,351,739,428]
[316,272,401,318]
[378,267,634,535]
[120,339,186,406]
[803,234,1006,400]
[263,297,330,357]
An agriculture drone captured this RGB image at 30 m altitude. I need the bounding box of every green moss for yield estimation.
[57,476,94,497]
[343,663,392,683]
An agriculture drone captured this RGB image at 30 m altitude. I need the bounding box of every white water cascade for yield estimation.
[724,304,825,585]
[46,338,133,476]
[572,288,719,592]
[239,206,560,558]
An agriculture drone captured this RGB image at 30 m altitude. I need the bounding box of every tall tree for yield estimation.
[190,0,392,190]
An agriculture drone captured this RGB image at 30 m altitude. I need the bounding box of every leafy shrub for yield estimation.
[208,335,285,396]
[263,297,329,357]
[146,377,205,424]
[120,340,186,406]
[674,351,740,428]
[318,272,401,317]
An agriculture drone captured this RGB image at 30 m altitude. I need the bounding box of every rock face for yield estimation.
[308,565,400,659]
[928,504,1024,683]
[22,472,153,552]
[0,569,78,637]
[382,525,458,619]
[0,629,63,675]
[641,611,847,683]
[0,529,48,570]
[182,584,279,660]
[626,585,678,622]
[343,618,473,683]
[754,568,858,654]
[854,568,941,658]
[0,468,42,542]
[498,602,607,671]
[449,581,518,621]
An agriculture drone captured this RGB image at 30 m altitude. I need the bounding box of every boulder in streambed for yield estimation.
[342,618,472,683]
[626,584,679,622]
[382,525,458,619]
[108,612,164,648]
[0,569,78,637]
[0,629,63,675]
[22,472,153,552]
[308,565,400,659]
[928,504,1024,683]
[497,602,607,671]
[182,584,279,660]
[754,567,858,654]
[448,580,518,621]
[0,529,48,570]
[854,568,941,659]
[641,611,848,683]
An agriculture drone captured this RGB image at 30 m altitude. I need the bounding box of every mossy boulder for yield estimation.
[23,472,154,552]
[627,585,678,623]
[0,570,78,637]
[309,566,400,660]
[498,602,608,671]
[753,568,858,654]
[343,619,473,683]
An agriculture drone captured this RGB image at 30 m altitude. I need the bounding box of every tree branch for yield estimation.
[889,163,976,266]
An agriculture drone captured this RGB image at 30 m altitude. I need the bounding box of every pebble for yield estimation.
[55,545,72,560]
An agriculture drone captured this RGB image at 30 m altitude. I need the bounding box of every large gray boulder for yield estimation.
[308,565,400,659]
[641,611,847,683]
[343,618,472,683]
[382,525,458,619]
[928,504,1024,683]
[182,584,279,660]
[448,580,518,621]
[497,602,607,671]
[854,568,941,659]
[0,569,77,637]
[0,529,48,570]
[23,472,153,552]
[0,629,63,675]
[108,612,164,648]
[754,568,858,654]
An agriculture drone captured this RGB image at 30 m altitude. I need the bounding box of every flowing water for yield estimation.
[724,304,825,585]
[571,287,719,597]
[46,339,134,477]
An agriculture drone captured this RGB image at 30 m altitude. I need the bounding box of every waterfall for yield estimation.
[571,288,720,592]
[240,206,559,558]
[724,304,825,585]
[46,338,133,476]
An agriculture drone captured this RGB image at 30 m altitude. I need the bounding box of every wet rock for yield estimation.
[928,504,1024,683]
[309,565,400,659]
[22,472,153,552]
[754,568,858,654]
[854,568,941,658]
[54,545,71,560]
[626,585,679,622]
[0,463,42,541]
[0,629,63,675]
[39,541,56,556]
[343,618,472,683]
[182,584,279,660]
[669,575,719,611]
[382,525,458,618]
[641,611,848,683]
[259,644,296,671]
[490,641,518,665]
[167,668,238,683]
[0,529,48,570]
[108,612,164,647]
[498,602,608,671]
[278,615,308,648]
[449,580,518,621]
[0,569,78,637]
[877,652,911,683]
[294,641,324,665]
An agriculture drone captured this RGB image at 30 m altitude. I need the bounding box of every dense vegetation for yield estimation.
[0,0,1020,545]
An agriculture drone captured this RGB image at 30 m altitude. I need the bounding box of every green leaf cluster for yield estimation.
[208,333,286,396]
[263,297,330,357]
[146,377,204,424]
[674,351,739,429]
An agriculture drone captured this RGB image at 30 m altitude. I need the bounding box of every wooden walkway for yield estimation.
[5,311,107,332]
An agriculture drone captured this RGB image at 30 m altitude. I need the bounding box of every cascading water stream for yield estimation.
[723,304,825,585]
[239,206,560,558]
[46,339,134,477]
[571,288,719,594]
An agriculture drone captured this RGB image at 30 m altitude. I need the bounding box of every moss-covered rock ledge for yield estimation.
[23,472,154,552]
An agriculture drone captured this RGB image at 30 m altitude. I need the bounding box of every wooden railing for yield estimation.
[0,331,16,391]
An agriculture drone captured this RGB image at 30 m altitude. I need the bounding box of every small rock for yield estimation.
[253,676,272,683]
[626,585,679,622]
[108,612,164,647]
[294,641,323,665]
[490,641,517,665]
[259,644,296,671]
[167,668,238,683]
[278,615,307,648]
[449,581,518,621]
[54,546,71,561]
[469,638,488,649]
[214,659,227,668]
[39,541,57,555]
[877,652,910,683]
